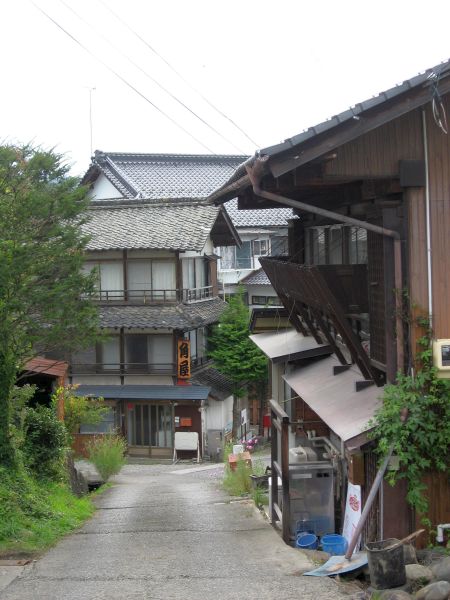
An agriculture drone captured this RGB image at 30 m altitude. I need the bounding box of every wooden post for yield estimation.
[281,415,291,544]
[270,405,277,525]
[56,380,64,421]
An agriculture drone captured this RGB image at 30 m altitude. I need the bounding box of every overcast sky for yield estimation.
[2,0,450,176]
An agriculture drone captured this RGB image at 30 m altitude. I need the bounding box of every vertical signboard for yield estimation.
[177,339,191,379]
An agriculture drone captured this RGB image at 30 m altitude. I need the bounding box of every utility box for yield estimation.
[433,339,450,378]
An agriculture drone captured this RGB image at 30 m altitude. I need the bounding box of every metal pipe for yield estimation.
[422,109,433,328]
[245,161,404,373]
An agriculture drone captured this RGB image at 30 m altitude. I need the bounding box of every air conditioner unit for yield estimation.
[433,339,450,378]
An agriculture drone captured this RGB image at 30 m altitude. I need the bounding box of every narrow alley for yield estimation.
[1,463,350,599]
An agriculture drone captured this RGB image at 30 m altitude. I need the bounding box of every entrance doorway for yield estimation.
[127,403,173,449]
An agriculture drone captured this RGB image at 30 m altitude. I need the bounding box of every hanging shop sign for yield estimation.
[177,339,191,379]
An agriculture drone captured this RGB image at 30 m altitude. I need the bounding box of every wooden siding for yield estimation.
[426,95,450,338]
[324,110,424,178]
[415,471,450,548]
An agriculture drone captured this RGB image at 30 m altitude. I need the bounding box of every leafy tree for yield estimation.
[0,145,99,466]
[208,288,267,435]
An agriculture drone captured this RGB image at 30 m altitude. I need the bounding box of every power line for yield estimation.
[96,0,259,148]
[58,0,247,155]
[31,1,216,154]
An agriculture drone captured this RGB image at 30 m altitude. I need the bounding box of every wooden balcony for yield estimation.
[91,286,214,305]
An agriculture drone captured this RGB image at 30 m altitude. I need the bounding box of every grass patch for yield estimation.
[87,434,126,481]
[223,456,269,505]
[0,466,95,557]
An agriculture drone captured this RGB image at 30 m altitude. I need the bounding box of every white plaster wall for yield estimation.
[123,375,173,385]
[71,375,121,385]
[90,174,123,200]
[205,395,233,430]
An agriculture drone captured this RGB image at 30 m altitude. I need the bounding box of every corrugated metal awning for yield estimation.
[283,355,383,444]
[73,384,210,401]
[250,329,331,363]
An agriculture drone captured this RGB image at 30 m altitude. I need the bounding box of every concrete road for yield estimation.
[1,463,351,600]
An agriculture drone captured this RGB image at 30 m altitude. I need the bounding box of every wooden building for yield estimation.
[68,153,240,458]
[208,60,450,545]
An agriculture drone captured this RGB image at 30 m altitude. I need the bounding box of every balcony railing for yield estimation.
[91,286,214,305]
[70,362,177,375]
[70,358,211,376]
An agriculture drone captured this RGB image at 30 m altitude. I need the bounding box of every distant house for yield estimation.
[71,152,241,458]
[216,198,293,299]
[208,60,450,545]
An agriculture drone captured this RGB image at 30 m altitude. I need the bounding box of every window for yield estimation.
[184,327,207,362]
[251,296,281,306]
[125,334,173,372]
[271,236,288,255]
[235,241,252,269]
[84,262,124,299]
[349,227,368,264]
[80,409,116,434]
[252,239,269,256]
[128,260,176,300]
[101,338,120,370]
[305,225,368,265]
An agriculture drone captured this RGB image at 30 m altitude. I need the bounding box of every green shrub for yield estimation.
[23,405,67,478]
[52,385,109,439]
[87,434,126,481]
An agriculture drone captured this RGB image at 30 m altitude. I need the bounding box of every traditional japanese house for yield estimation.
[69,153,240,458]
[208,60,450,544]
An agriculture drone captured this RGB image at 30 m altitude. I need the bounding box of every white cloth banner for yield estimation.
[342,482,362,553]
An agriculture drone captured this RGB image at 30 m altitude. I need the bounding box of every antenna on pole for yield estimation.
[86,87,96,156]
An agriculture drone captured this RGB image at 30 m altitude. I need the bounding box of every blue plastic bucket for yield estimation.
[321,534,348,555]
[296,532,319,550]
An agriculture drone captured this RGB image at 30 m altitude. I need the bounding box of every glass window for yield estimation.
[350,228,368,264]
[99,263,124,299]
[148,335,173,370]
[128,262,152,295]
[80,409,116,433]
[152,261,176,298]
[182,258,196,289]
[125,335,148,370]
[102,338,120,370]
[219,246,236,270]
[235,241,252,269]
[329,227,343,265]
[195,258,206,288]
[252,296,267,305]
[252,239,269,256]
[312,228,326,264]
[271,236,288,255]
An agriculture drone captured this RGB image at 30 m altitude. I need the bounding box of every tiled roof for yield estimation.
[191,367,234,401]
[99,297,226,330]
[83,200,222,251]
[208,58,450,200]
[74,384,210,401]
[223,198,293,227]
[261,59,450,159]
[88,152,247,200]
[240,268,271,285]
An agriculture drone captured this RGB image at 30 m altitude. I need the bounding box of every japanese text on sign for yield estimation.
[177,339,191,379]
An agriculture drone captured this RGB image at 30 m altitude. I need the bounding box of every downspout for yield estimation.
[245,161,405,375]
[422,109,433,328]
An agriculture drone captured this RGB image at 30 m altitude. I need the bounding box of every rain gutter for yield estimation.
[245,158,405,375]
